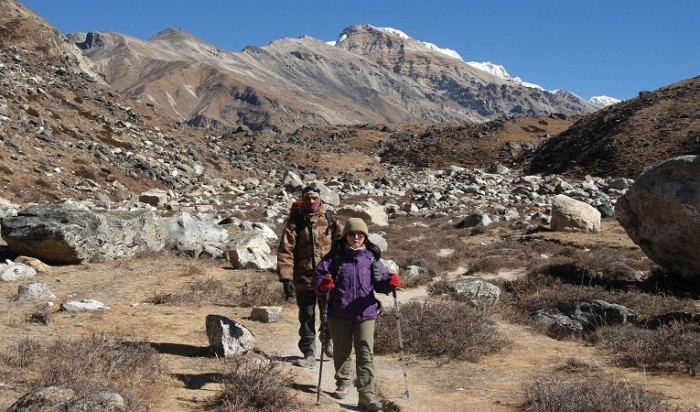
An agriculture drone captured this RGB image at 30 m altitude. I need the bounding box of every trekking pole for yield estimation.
[316,291,330,405]
[392,288,410,399]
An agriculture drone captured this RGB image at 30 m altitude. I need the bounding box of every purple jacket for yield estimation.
[313,246,390,322]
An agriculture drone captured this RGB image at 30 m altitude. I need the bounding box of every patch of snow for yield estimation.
[419,41,462,60]
[467,61,545,91]
[376,27,409,39]
[183,84,198,99]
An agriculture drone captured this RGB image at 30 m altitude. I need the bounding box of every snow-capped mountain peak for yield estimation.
[333,24,619,107]
[590,95,621,107]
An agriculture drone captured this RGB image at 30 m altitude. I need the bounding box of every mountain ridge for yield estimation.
[69,23,599,132]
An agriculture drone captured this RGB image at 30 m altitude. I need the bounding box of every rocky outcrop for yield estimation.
[0,201,166,264]
[616,155,700,282]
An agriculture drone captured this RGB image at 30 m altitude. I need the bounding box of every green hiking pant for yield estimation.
[327,317,376,396]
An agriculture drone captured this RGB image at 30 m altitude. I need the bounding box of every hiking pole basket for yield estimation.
[316,291,330,405]
[393,288,410,399]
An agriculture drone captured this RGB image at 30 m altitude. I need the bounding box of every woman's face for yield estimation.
[345,231,365,248]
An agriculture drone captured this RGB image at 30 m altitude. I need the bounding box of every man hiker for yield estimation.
[277,185,343,367]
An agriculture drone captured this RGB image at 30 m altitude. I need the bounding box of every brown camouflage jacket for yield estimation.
[277,204,344,291]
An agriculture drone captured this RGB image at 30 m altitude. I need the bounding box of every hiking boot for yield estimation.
[357,393,382,411]
[323,340,334,358]
[292,354,315,368]
[333,385,350,400]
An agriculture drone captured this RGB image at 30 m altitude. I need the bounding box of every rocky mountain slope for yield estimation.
[67,24,597,132]
[1,0,698,208]
[526,76,700,179]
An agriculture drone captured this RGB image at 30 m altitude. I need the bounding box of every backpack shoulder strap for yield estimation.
[324,209,336,235]
[289,204,306,237]
[328,238,343,281]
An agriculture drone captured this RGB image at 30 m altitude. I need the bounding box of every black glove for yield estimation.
[283,280,295,300]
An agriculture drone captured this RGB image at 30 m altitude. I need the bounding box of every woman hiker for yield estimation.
[313,217,401,411]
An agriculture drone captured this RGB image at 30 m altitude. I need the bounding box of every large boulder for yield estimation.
[223,233,276,270]
[550,194,601,232]
[0,201,166,264]
[337,200,389,226]
[616,155,700,283]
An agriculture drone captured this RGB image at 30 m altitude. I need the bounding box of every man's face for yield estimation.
[301,193,321,213]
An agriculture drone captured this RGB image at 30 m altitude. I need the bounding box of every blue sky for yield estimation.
[20,0,699,101]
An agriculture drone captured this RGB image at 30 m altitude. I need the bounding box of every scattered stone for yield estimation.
[0,261,37,281]
[444,278,500,304]
[205,314,256,357]
[250,306,282,323]
[61,299,111,312]
[7,387,76,412]
[18,282,55,300]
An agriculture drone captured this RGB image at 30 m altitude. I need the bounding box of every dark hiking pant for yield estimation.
[295,290,329,357]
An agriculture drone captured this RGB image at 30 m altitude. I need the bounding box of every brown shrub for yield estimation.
[209,354,298,412]
[599,322,700,376]
[1,334,167,410]
[375,301,508,363]
[235,281,284,307]
[147,277,235,305]
[523,373,685,412]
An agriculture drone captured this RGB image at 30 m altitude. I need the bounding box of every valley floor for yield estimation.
[0,251,698,411]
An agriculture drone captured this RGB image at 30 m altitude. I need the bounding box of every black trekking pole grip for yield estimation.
[392,288,410,399]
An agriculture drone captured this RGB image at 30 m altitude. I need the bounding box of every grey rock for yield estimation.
[7,387,76,412]
[551,194,601,232]
[61,299,110,312]
[205,314,256,357]
[616,155,700,283]
[0,261,37,281]
[250,306,282,323]
[1,202,166,264]
[18,282,55,300]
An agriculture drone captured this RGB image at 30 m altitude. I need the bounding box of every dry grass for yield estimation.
[599,321,700,376]
[523,373,691,412]
[501,241,700,377]
[208,354,299,412]
[374,300,508,363]
[1,334,168,411]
